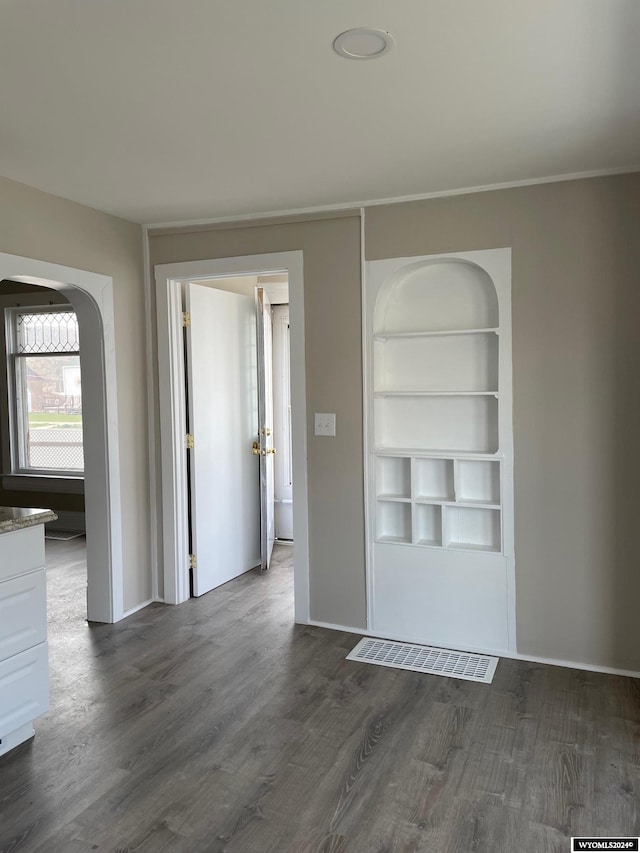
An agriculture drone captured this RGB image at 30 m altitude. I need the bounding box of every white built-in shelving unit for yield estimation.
[364,250,515,654]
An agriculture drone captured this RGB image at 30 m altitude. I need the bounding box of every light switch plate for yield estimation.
[314,413,336,437]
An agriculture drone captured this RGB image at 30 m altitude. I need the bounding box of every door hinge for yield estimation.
[182,311,191,327]
[189,554,197,569]
[186,433,194,449]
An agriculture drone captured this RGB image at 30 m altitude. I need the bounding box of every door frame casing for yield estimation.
[0,252,124,623]
[154,251,310,622]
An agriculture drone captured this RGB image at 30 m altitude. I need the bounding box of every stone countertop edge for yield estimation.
[0,507,58,535]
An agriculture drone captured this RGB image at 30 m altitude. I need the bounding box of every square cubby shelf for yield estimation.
[376,456,411,500]
[376,500,412,545]
[414,503,442,547]
[445,506,501,552]
[413,458,454,502]
[456,460,500,505]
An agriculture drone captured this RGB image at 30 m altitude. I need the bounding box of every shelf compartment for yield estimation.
[376,501,412,544]
[372,260,499,334]
[374,332,498,394]
[413,504,442,547]
[375,456,411,500]
[375,395,499,454]
[456,459,500,505]
[413,458,454,501]
[445,506,501,553]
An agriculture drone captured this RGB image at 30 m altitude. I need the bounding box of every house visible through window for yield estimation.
[7,308,84,473]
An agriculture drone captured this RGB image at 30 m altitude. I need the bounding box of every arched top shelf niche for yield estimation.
[373,259,499,336]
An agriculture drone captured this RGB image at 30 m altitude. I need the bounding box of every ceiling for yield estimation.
[1,0,638,225]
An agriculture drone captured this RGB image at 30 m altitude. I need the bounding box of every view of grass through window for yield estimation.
[14,311,84,472]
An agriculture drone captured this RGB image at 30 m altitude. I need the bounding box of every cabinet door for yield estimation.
[0,569,47,662]
[0,526,45,582]
[0,642,49,739]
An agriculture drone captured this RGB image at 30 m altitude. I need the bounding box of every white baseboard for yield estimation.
[506,652,640,681]
[302,619,640,680]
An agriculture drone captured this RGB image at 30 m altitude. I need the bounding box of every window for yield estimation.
[6,308,84,474]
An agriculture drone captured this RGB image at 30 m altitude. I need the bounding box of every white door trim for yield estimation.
[0,252,123,623]
[154,251,310,623]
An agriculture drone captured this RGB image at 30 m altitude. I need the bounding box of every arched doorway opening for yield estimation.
[0,253,123,622]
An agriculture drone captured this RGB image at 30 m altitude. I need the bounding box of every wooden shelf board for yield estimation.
[374,327,498,341]
[376,494,411,502]
[374,447,501,459]
[414,538,442,548]
[445,541,501,553]
[415,497,500,509]
[375,390,498,397]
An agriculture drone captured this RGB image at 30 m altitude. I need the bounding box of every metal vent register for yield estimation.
[347,638,498,684]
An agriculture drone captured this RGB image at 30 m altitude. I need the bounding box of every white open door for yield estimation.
[256,287,275,570]
[185,282,261,596]
[272,304,294,540]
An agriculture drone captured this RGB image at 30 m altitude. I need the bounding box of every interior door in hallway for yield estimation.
[185,283,261,596]
[272,304,293,540]
[256,287,275,569]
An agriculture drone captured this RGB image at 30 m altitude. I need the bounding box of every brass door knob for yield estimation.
[252,441,260,455]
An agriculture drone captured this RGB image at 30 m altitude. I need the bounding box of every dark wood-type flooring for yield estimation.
[1,538,639,852]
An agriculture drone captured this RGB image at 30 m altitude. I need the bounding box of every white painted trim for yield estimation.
[155,273,190,605]
[144,165,640,230]
[121,598,154,619]
[0,253,123,623]
[507,653,640,681]
[142,226,159,605]
[306,620,640,681]
[360,208,373,631]
[496,249,517,650]
[154,252,310,622]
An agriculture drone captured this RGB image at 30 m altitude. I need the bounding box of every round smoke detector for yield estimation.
[333,28,394,60]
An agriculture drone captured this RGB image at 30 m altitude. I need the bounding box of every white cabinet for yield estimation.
[0,524,49,758]
[365,250,515,653]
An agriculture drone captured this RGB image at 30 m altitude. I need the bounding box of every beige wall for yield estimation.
[150,174,640,671]
[0,176,150,611]
[7,166,637,668]
[148,215,367,627]
[369,174,640,670]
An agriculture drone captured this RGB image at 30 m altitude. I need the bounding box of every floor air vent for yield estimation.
[346,638,498,684]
